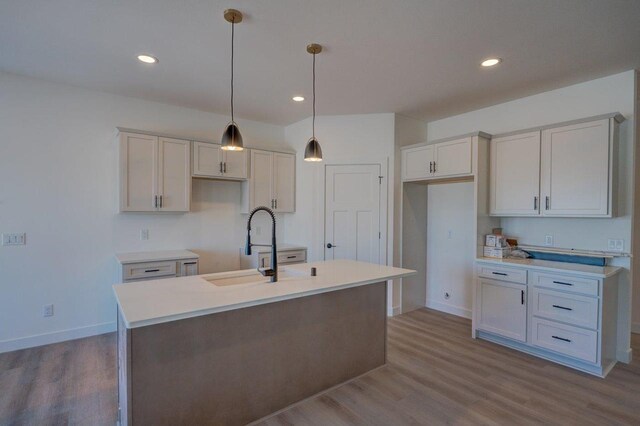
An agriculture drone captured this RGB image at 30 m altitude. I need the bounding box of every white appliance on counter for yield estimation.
[240,244,307,269]
[115,250,199,283]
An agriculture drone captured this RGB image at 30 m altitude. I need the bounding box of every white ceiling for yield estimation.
[1,0,639,125]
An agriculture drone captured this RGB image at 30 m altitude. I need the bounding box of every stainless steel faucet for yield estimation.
[244,206,278,282]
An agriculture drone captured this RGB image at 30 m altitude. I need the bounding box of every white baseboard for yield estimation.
[425,299,472,319]
[0,322,116,354]
[632,322,640,334]
[388,305,402,317]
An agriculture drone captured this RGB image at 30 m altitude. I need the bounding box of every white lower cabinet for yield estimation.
[474,260,620,377]
[116,250,199,283]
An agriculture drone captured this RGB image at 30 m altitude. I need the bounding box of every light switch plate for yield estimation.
[2,233,26,246]
[544,235,553,246]
[140,229,149,240]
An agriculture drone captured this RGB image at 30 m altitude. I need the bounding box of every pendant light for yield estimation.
[304,43,323,162]
[221,9,244,151]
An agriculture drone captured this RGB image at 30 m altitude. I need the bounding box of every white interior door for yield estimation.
[325,164,381,263]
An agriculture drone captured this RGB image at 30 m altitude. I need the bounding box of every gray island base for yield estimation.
[118,281,387,425]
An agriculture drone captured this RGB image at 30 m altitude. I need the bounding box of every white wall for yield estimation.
[0,71,286,352]
[426,181,475,317]
[282,113,397,309]
[427,70,636,353]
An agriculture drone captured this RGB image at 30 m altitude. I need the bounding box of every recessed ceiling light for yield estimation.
[137,54,158,64]
[292,96,305,102]
[481,57,502,67]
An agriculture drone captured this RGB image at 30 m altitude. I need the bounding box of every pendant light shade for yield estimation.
[304,137,323,161]
[221,122,244,151]
[304,43,323,162]
[221,9,244,151]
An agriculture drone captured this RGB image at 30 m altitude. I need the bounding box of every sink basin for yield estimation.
[205,268,308,287]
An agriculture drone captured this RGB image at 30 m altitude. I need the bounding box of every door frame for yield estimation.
[322,161,389,267]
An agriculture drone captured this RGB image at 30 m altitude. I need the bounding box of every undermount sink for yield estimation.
[205,268,308,287]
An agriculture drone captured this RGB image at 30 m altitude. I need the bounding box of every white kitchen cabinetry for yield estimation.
[490,114,623,218]
[478,277,527,342]
[192,141,248,180]
[242,150,295,213]
[116,250,199,283]
[541,118,613,217]
[119,132,191,212]
[490,131,541,215]
[240,245,307,269]
[401,137,472,182]
[474,258,621,377]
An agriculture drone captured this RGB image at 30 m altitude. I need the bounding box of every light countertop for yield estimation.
[476,257,622,278]
[113,259,415,329]
[115,250,199,264]
[243,243,307,254]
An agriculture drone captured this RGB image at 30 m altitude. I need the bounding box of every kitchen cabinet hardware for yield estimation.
[492,272,508,276]
[326,243,336,249]
[220,161,223,174]
[552,304,573,311]
[223,162,227,173]
[552,335,571,343]
[545,196,550,210]
[534,196,538,210]
[433,161,436,173]
[154,195,158,208]
[429,161,433,173]
[159,195,163,208]
[183,262,197,265]
[274,199,278,209]
[145,269,160,273]
[553,280,573,286]
[287,255,296,259]
[521,290,525,305]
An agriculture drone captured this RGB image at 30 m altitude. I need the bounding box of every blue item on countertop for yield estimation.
[524,250,606,267]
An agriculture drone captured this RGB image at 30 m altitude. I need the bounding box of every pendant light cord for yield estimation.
[312,52,316,138]
[231,20,235,123]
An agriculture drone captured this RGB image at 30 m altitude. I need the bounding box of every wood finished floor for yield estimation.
[1,308,639,425]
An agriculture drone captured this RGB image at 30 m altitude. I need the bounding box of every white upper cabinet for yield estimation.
[242,150,295,213]
[541,118,612,217]
[192,141,248,180]
[157,137,191,212]
[490,131,541,216]
[490,115,621,218]
[402,145,434,181]
[433,137,472,177]
[401,136,472,182]
[119,132,190,212]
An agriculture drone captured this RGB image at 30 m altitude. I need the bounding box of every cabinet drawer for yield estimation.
[124,261,177,280]
[532,272,599,297]
[278,250,306,264]
[532,287,599,329]
[531,318,598,363]
[478,264,527,284]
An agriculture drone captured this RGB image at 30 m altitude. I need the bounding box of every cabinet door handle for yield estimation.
[220,161,223,174]
[223,162,227,173]
[492,272,508,276]
[552,335,571,343]
[159,195,163,208]
[271,199,274,209]
[521,290,525,305]
[553,280,573,286]
[429,161,433,173]
[545,196,550,210]
[287,255,296,259]
[154,195,158,208]
[274,199,278,209]
[183,262,197,265]
[552,304,572,311]
[534,196,538,210]
[145,269,160,273]
[433,161,436,173]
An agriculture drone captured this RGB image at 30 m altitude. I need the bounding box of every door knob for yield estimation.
[326,243,337,249]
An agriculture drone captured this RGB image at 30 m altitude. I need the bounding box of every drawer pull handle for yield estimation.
[144,269,160,273]
[492,272,508,276]
[521,290,525,305]
[552,335,571,343]
[183,262,197,265]
[553,280,573,286]
[286,255,297,259]
[552,304,572,311]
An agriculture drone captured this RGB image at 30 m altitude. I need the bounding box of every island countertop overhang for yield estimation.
[113,259,415,329]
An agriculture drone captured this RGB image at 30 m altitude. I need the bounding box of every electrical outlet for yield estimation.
[140,229,149,240]
[444,292,451,300]
[43,304,54,317]
[544,235,553,246]
[608,239,624,252]
[2,233,26,246]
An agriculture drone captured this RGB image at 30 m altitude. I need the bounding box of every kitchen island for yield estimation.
[113,259,414,425]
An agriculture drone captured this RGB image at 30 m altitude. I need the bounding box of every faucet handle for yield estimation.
[258,268,276,277]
